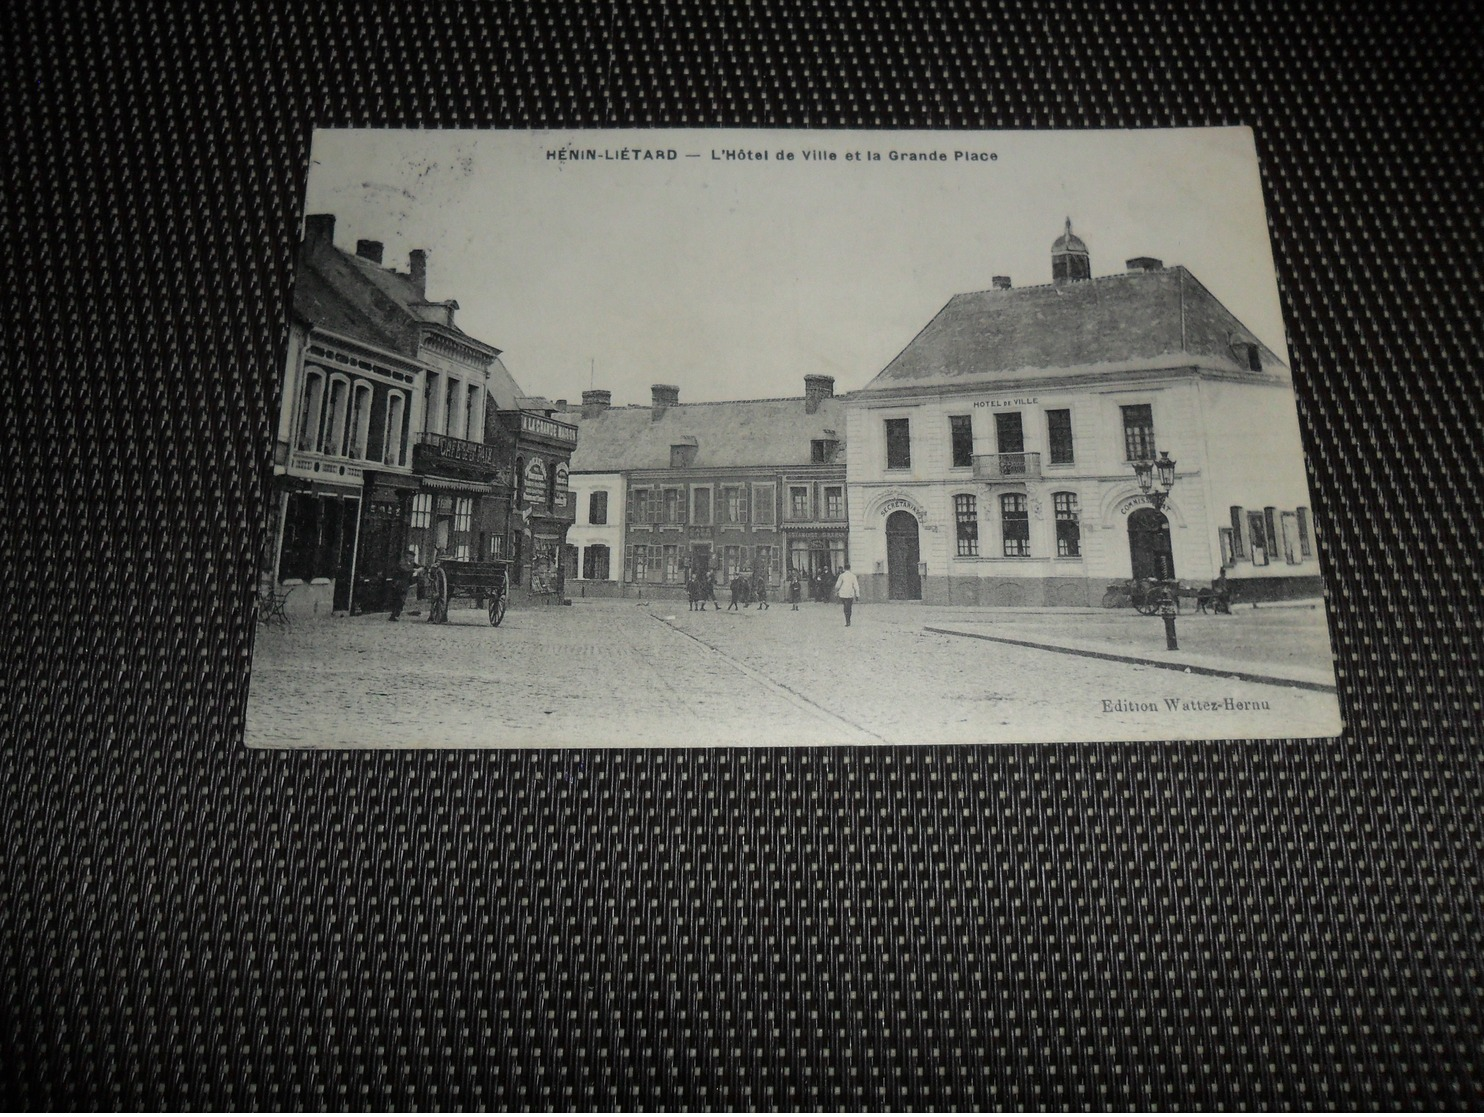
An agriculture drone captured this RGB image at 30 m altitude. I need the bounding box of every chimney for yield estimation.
[992,275,1012,290]
[804,374,835,415]
[1126,257,1163,272]
[355,239,384,264]
[304,213,335,245]
[409,249,428,296]
[555,399,568,410]
[581,389,612,419]
[651,384,679,421]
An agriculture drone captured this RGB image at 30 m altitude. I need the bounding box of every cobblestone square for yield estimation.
[246,600,1341,748]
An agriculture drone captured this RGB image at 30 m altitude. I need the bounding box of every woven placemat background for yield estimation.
[4,0,1481,1108]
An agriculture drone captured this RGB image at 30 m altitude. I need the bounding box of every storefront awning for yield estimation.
[782,522,850,534]
[274,474,362,497]
[420,477,497,494]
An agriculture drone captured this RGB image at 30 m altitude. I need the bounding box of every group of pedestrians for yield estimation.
[687,564,860,626]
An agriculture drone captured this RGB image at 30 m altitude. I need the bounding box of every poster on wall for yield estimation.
[245,127,1343,747]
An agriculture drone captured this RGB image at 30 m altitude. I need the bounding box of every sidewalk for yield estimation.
[920,602,1338,691]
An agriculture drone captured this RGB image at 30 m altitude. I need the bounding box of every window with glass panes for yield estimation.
[348,382,372,458]
[1247,510,1269,565]
[663,488,683,523]
[1121,404,1156,461]
[885,418,911,469]
[954,494,978,556]
[323,376,350,455]
[1046,409,1074,465]
[789,486,809,520]
[722,486,746,523]
[1001,493,1030,556]
[752,485,775,524]
[692,487,712,524]
[828,539,847,574]
[298,370,325,451]
[588,491,608,525]
[632,544,649,582]
[410,492,432,528]
[663,545,680,582]
[1053,492,1080,557]
[824,486,844,520]
[583,545,610,580]
[949,415,973,468]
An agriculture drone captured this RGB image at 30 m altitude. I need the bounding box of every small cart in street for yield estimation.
[425,558,512,626]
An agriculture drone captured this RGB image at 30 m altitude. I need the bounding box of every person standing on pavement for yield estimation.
[833,563,861,627]
[388,545,422,621]
[753,568,769,611]
[788,569,802,610]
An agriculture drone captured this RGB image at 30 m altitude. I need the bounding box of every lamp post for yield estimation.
[1133,451,1180,650]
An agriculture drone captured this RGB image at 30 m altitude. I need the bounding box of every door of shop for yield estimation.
[332,497,359,613]
[1127,507,1175,580]
[886,510,922,600]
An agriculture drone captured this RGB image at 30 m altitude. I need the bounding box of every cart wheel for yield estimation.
[429,567,449,624]
[489,595,506,627]
[1132,588,1159,616]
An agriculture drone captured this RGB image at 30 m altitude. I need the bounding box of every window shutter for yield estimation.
[1264,508,1278,564]
[1297,507,1312,558]
[1229,506,1246,560]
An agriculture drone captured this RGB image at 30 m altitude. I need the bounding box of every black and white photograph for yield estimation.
[246,127,1343,747]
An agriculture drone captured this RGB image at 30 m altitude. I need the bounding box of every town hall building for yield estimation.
[845,220,1323,606]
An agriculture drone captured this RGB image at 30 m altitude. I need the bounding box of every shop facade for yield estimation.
[265,214,516,617]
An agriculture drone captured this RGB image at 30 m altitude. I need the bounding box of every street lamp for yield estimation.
[1132,451,1180,649]
[1133,450,1178,511]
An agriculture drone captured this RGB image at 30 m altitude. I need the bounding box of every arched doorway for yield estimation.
[886,510,922,600]
[1127,507,1175,580]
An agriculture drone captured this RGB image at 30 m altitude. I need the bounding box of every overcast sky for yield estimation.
[303,127,1288,406]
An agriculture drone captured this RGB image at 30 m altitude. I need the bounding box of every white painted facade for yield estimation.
[566,472,625,590]
[846,368,1320,607]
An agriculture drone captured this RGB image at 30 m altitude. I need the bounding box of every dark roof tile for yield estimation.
[861,267,1286,393]
[562,396,847,472]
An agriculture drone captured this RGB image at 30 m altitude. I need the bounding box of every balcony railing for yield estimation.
[413,432,502,478]
[973,451,1042,481]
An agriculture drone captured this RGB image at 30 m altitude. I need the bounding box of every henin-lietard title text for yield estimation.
[546,147,998,164]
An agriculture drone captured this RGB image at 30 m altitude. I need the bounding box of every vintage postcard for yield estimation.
[245,127,1343,747]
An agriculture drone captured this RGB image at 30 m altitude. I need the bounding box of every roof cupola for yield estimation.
[1051,217,1091,284]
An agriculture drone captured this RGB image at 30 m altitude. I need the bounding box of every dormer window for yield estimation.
[1231,339,1262,371]
[811,438,839,464]
[670,440,698,468]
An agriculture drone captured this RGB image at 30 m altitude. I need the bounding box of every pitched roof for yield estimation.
[486,357,525,412]
[559,396,847,472]
[292,237,500,362]
[860,267,1287,394]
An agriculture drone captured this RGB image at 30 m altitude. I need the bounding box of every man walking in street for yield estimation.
[833,563,861,627]
[388,545,422,621]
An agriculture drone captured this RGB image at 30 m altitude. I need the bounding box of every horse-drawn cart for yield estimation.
[425,558,512,626]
